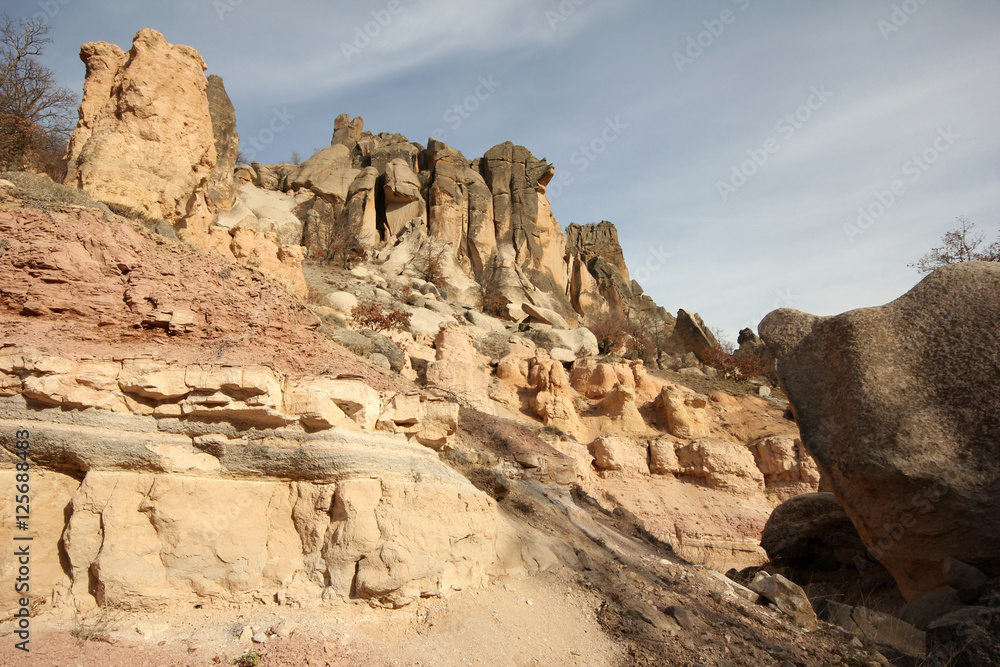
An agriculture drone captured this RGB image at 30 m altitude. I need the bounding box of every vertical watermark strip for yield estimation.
[12,428,32,653]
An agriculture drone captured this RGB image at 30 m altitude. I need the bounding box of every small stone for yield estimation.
[252,632,268,644]
[664,605,697,631]
[239,626,253,642]
[271,619,296,638]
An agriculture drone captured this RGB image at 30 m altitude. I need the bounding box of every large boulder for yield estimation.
[524,325,599,357]
[654,385,710,439]
[759,262,1000,602]
[669,309,719,363]
[748,571,818,630]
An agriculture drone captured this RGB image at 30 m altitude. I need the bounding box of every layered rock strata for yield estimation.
[0,349,553,611]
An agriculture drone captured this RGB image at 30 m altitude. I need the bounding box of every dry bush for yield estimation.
[622,314,658,362]
[350,300,411,333]
[701,345,768,381]
[590,310,662,361]
[420,244,449,286]
[478,252,508,317]
[589,311,629,355]
[0,111,39,170]
[327,222,363,269]
[0,16,77,180]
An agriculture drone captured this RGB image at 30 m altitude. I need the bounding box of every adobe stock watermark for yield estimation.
[213,0,244,21]
[546,0,588,31]
[547,116,627,201]
[34,0,72,24]
[844,126,959,244]
[339,0,413,62]
[717,85,833,202]
[240,107,296,163]
[868,478,949,559]
[743,287,798,332]
[430,75,501,143]
[631,246,673,285]
[877,0,932,41]
[673,0,752,74]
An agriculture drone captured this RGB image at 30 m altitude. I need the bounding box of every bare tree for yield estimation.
[711,326,736,355]
[327,220,362,269]
[0,14,78,173]
[909,217,1000,274]
[477,251,508,317]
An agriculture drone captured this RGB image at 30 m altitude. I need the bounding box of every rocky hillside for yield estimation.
[0,26,994,667]
[61,28,710,356]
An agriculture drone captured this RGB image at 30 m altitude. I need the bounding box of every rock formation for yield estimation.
[241,113,703,342]
[64,28,218,228]
[760,261,1000,602]
[63,28,307,298]
[0,347,553,611]
[565,221,668,322]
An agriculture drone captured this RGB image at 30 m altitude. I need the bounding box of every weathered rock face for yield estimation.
[480,142,567,295]
[564,221,669,322]
[674,438,765,494]
[655,385,710,439]
[528,350,580,438]
[204,74,239,213]
[65,29,216,228]
[0,350,553,611]
[669,309,719,363]
[425,140,496,278]
[759,262,1000,602]
[63,28,307,299]
[751,435,821,499]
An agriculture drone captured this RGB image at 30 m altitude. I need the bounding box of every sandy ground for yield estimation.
[1,570,620,667]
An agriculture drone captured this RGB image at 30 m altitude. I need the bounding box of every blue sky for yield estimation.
[10,0,1000,339]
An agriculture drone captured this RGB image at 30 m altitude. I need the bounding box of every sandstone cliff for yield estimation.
[63,29,307,299]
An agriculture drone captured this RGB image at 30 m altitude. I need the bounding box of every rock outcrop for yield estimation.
[65,28,218,228]
[669,309,719,363]
[241,115,698,342]
[0,349,554,611]
[565,221,669,322]
[759,262,1000,602]
[63,28,307,299]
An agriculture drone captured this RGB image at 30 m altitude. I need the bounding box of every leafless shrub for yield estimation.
[350,300,411,333]
[701,345,768,381]
[478,252,508,317]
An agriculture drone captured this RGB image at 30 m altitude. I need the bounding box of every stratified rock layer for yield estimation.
[759,262,1000,602]
[0,349,554,611]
